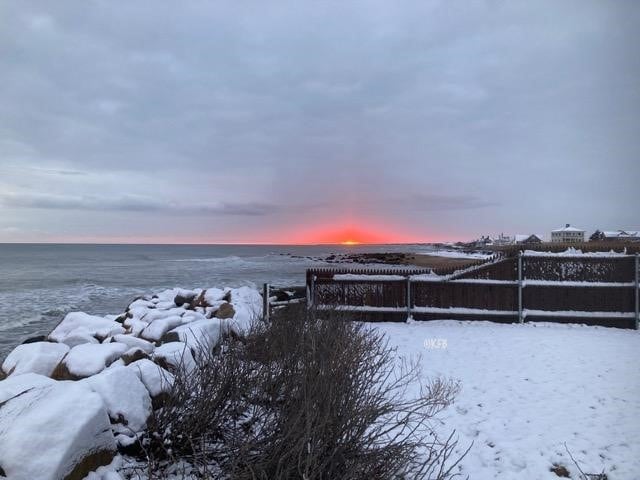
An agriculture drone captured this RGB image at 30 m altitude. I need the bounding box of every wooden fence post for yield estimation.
[262,283,270,322]
[518,251,523,324]
[406,276,412,321]
[635,253,639,330]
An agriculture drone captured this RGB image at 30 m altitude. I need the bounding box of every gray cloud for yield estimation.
[0,192,278,216]
[0,0,638,242]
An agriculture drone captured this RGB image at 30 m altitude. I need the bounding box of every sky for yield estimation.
[0,0,638,244]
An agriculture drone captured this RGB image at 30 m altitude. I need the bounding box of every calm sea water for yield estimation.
[0,243,432,358]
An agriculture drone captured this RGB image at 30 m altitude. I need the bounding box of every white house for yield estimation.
[603,230,640,241]
[551,224,585,243]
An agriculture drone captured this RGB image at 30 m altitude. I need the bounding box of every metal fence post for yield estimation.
[518,251,523,324]
[310,275,316,309]
[262,283,270,322]
[406,276,412,321]
[635,253,639,330]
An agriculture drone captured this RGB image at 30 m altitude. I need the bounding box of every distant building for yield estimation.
[492,233,513,245]
[515,234,543,244]
[551,224,585,243]
[603,230,640,242]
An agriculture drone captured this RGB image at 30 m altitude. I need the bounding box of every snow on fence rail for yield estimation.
[302,253,640,329]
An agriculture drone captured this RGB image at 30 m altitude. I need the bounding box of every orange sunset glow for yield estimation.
[283,223,425,245]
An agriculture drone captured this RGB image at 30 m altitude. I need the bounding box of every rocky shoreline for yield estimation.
[0,286,263,480]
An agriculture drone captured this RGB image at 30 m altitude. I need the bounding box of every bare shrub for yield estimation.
[131,306,468,479]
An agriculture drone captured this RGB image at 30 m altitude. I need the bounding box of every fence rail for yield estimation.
[303,253,640,329]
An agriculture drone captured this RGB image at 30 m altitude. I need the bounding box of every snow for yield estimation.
[1,341,69,377]
[523,248,630,258]
[0,380,115,480]
[375,320,640,480]
[412,306,517,316]
[84,366,152,439]
[166,318,222,355]
[333,274,407,281]
[521,280,635,287]
[523,309,635,319]
[139,315,183,341]
[153,341,196,374]
[127,358,174,397]
[0,372,55,403]
[49,312,125,343]
[63,342,129,378]
[110,334,155,354]
[228,286,262,332]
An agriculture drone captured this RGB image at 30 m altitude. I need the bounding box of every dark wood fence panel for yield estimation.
[305,254,639,329]
[523,285,634,312]
[453,257,518,280]
[522,256,634,282]
[412,282,517,311]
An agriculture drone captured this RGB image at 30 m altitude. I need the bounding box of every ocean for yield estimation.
[0,243,432,358]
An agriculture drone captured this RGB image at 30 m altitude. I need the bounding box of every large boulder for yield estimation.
[139,316,183,342]
[0,372,56,403]
[53,343,128,380]
[83,366,152,446]
[163,318,222,355]
[214,302,235,319]
[49,312,125,344]
[1,342,69,377]
[110,334,155,354]
[127,358,174,405]
[153,342,196,374]
[0,377,116,480]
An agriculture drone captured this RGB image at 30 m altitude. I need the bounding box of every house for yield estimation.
[603,230,640,242]
[551,224,585,243]
[492,233,513,245]
[515,234,543,244]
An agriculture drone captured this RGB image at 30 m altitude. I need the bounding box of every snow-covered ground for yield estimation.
[376,320,640,480]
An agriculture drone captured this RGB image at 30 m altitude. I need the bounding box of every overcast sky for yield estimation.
[0,0,638,243]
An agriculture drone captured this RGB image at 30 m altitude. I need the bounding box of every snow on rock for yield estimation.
[60,332,101,348]
[83,366,152,440]
[164,318,223,355]
[110,334,155,354]
[127,359,174,398]
[0,380,116,480]
[140,315,184,342]
[1,342,69,377]
[56,343,129,379]
[50,312,125,344]
[0,372,55,403]
[227,286,262,333]
[204,287,225,305]
[153,342,196,374]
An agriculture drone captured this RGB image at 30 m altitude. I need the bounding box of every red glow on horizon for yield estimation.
[286,223,423,245]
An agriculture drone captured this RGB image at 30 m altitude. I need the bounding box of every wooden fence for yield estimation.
[304,253,640,329]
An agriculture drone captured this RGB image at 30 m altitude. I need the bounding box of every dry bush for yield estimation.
[130,306,468,479]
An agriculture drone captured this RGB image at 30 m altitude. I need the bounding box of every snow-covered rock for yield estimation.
[60,332,100,348]
[164,318,223,355]
[83,366,152,441]
[55,343,128,379]
[0,372,55,403]
[1,342,69,377]
[49,312,125,343]
[110,334,155,354]
[140,315,183,342]
[0,380,116,480]
[228,286,262,332]
[153,342,196,374]
[127,359,174,398]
